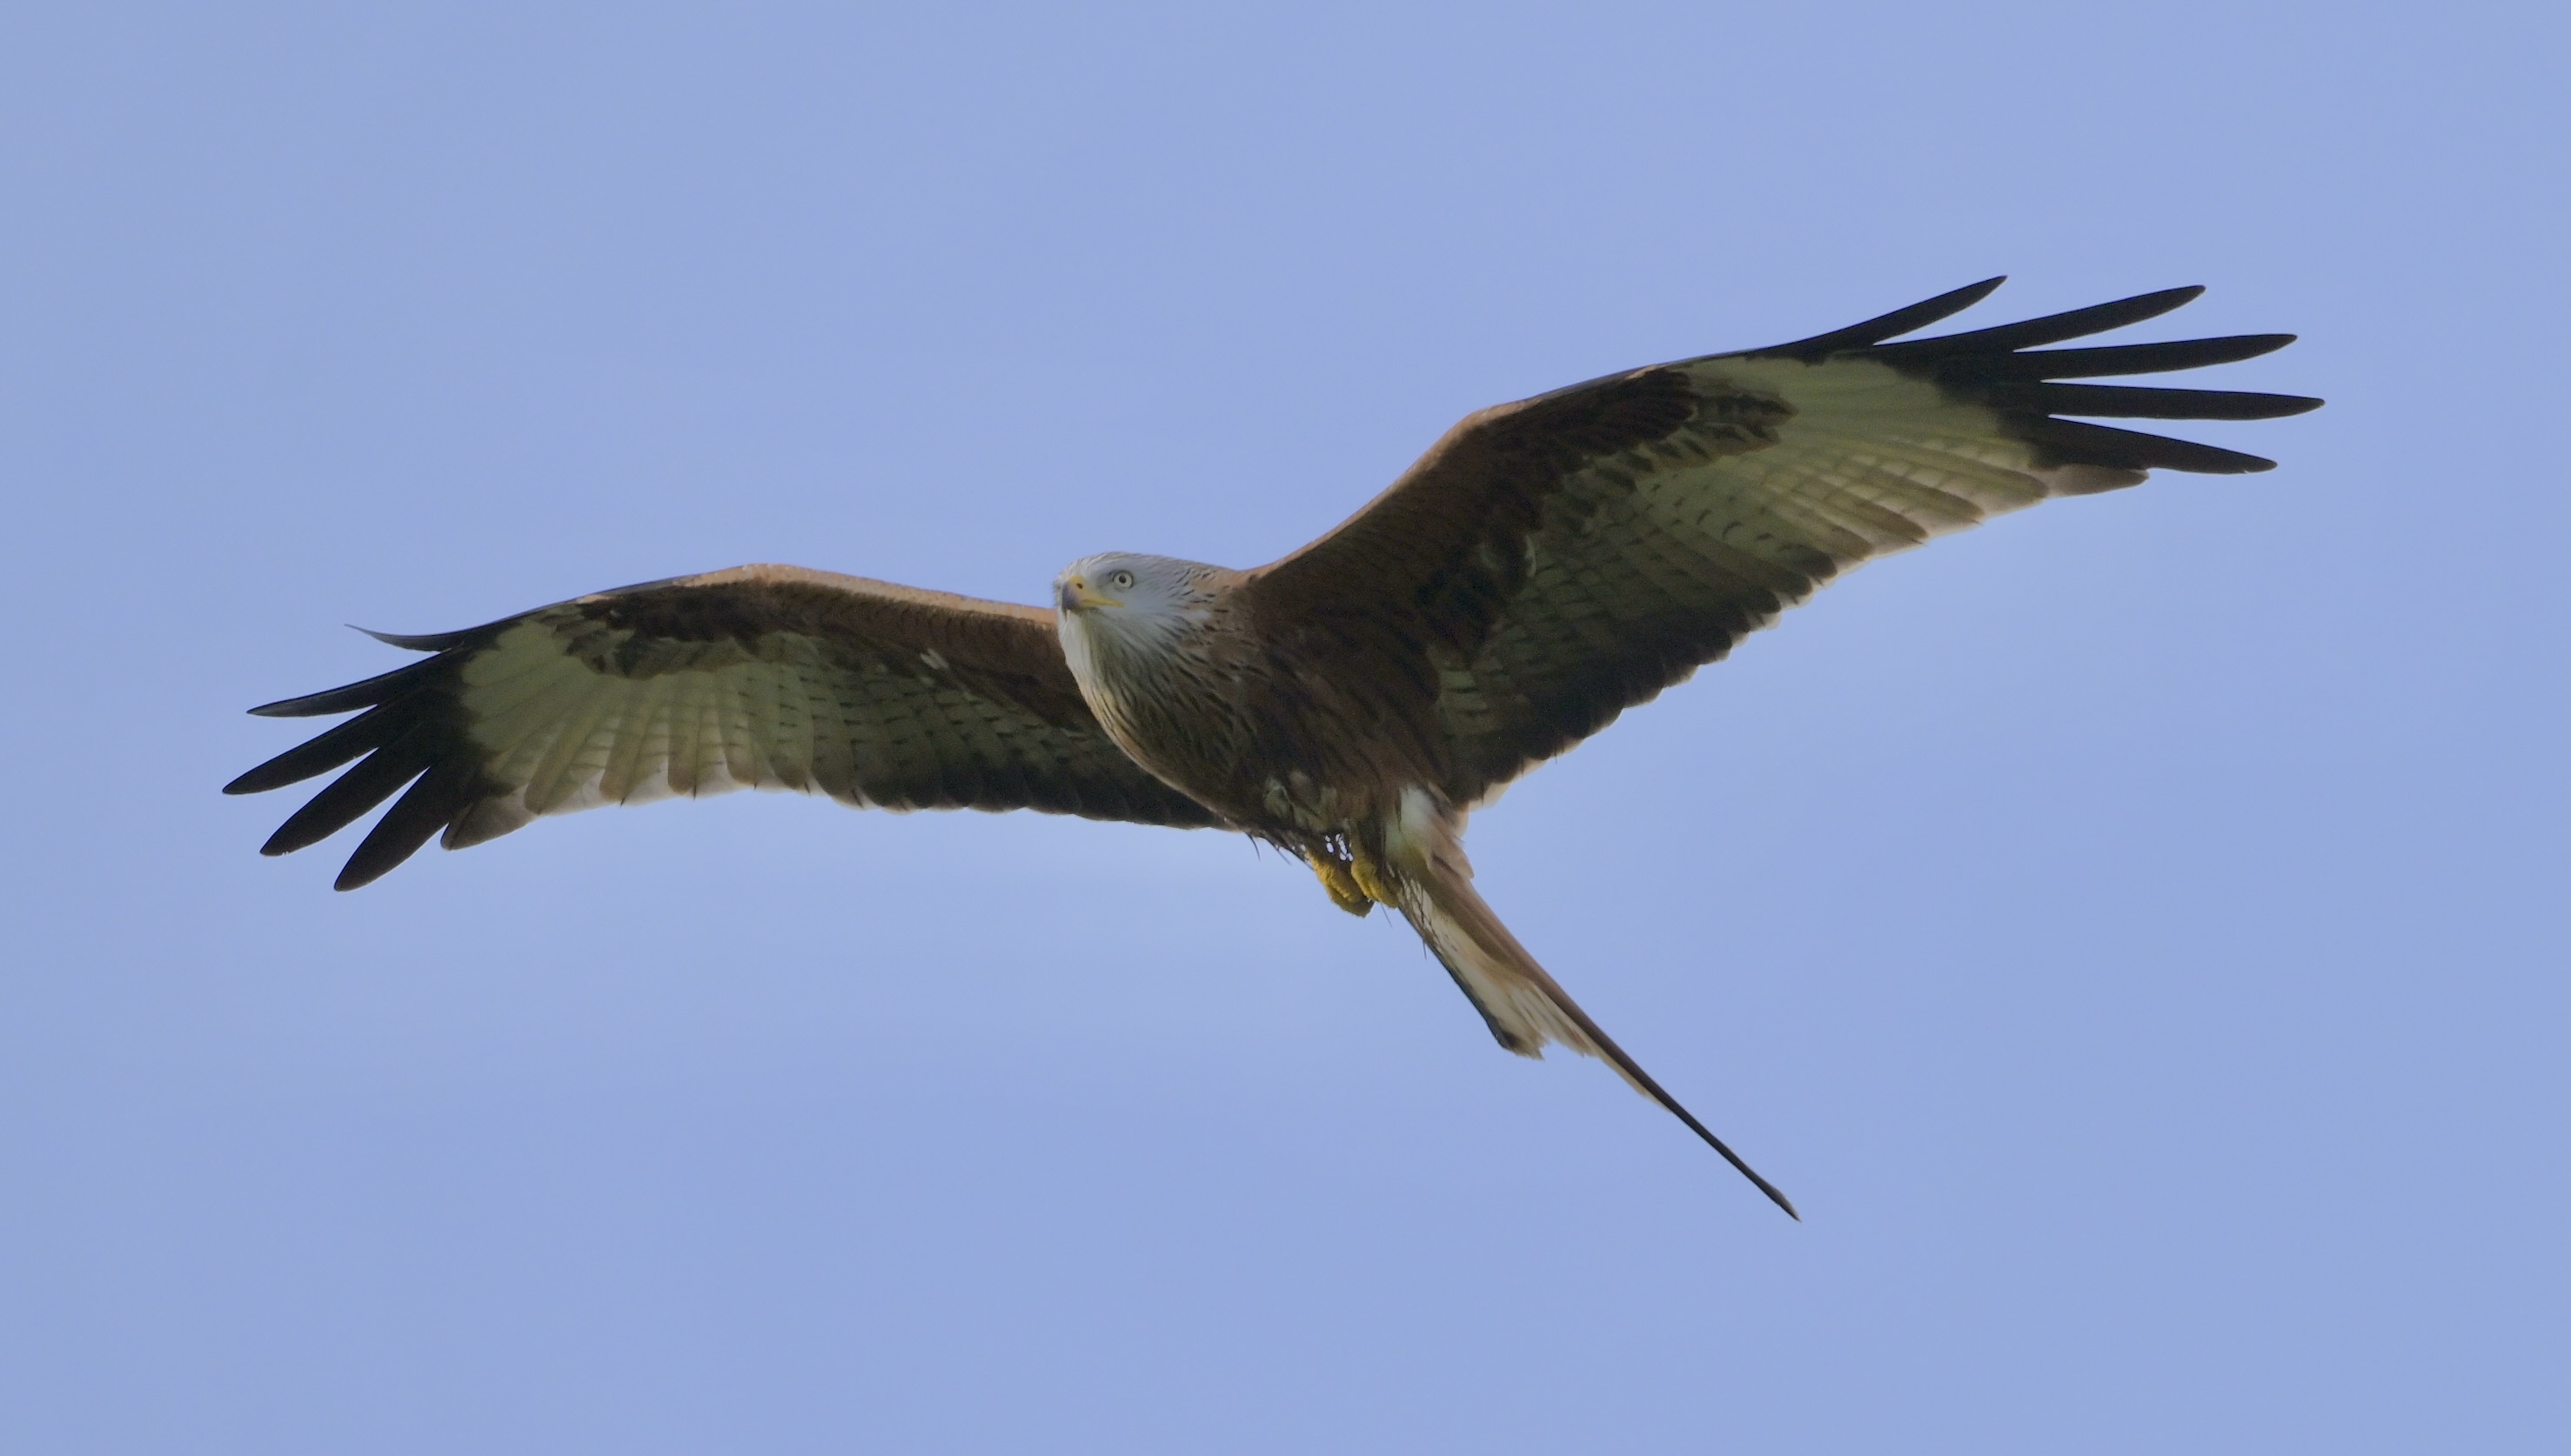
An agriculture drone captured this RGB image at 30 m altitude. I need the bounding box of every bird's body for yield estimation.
[231,280,2318,1215]
[1055,556,1429,846]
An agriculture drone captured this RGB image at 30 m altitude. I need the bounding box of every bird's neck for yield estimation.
[1059,604,1246,805]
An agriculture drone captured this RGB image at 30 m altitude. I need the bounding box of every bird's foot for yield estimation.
[1314,858,1374,917]
[1349,852,1396,907]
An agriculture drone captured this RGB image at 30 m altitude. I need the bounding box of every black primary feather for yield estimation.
[1753,281,2320,476]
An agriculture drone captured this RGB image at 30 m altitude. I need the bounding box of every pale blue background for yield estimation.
[3,3,2564,1451]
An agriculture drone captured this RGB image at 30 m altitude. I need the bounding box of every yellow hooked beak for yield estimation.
[1057,576,1123,612]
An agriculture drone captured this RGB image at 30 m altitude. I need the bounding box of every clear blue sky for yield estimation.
[3,3,2564,1451]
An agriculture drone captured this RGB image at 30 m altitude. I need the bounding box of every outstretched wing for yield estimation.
[229,564,1220,889]
[1247,279,2320,805]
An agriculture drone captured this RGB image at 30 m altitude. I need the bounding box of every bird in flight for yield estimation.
[231,278,2316,1217]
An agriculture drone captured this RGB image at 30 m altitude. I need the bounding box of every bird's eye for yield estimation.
[1109,571,1135,590]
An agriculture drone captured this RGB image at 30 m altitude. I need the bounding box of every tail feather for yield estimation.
[1395,855,1799,1220]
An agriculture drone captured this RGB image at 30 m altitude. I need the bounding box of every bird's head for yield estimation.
[1056,553,1216,620]
[1054,553,1221,664]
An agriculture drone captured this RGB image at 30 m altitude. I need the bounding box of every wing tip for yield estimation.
[1837,289,2313,476]
[1748,276,2010,361]
[247,697,328,718]
[244,626,485,722]
[258,822,320,857]
[355,624,474,651]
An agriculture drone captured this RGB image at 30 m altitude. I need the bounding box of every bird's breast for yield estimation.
[1058,605,1431,839]
[1060,618,1223,785]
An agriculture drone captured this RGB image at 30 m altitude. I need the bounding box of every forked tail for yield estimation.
[1392,848,1799,1219]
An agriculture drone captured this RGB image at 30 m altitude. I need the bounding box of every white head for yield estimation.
[1053,552,1220,673]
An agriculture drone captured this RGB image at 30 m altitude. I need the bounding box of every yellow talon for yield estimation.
[1349,852,1396,907]
[1314,858,1373,917]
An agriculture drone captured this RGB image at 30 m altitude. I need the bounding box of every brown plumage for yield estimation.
[231,279,2318,1216]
